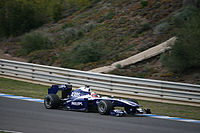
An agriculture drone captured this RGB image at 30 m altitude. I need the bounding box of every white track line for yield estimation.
[0,129,23,133]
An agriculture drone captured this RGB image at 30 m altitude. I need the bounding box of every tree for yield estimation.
[0,0,47,37]
[161,13,200,72]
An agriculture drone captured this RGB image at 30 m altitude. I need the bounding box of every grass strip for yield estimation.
[0,77,200,120]
[0,77,48,99]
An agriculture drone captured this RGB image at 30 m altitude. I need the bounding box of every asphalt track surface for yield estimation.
[0,97,200,133]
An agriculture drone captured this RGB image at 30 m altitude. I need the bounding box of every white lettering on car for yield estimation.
[58,85,66,88]
[71,92,81,97]
[71,102,83,106]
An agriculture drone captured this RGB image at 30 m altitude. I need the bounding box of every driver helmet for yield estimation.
[91,92,98,97]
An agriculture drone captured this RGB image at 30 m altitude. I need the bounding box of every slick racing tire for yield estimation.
[124,106,136,115]
[124,99,138,115]
[44,94,60,109]
[98,100,113,115]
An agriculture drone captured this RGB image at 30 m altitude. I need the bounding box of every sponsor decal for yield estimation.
[58,84,66,88]
[71,102,83,106]
[137,108,143,113]
[71,92,81,97]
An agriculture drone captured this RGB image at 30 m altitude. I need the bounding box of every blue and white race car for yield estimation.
[44,84,151,116]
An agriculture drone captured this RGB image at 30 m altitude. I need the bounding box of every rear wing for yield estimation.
[48,84,72,99]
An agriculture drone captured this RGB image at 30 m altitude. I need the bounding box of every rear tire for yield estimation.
[98,100,113,115]
[44,94,60,109]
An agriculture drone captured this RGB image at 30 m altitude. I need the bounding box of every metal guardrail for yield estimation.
[0,59,200,106]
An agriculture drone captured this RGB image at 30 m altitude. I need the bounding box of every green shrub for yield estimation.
[52,2,64,22]
[61,27,83,44]
[183,0,200,7]
[59,23,97,46]
[154,22,170,34]
[0,0,70,36]
[161,14,200,72]
[83,22,97,32]
[60,22,96,45]
[0,0,46,36]
[62,22,74,29]
[196,0,200,7]
[61,39,106,68]
[173,5,198,27]
[104,12,115,20]
[135,72,146,78]
[137,23,151,34]
[71,40,105,63]
[21,32,53,54]
[92,0,101,4]
[115,64,122,69]
[98,12,115,23]
[140,0,148,8]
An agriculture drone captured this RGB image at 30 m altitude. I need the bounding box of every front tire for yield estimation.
[98,100,113,115]
[44,94,60,109]
[125,106,136,115]
[124,99,138,115]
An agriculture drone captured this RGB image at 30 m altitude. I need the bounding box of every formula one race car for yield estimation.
[44,84,151,117]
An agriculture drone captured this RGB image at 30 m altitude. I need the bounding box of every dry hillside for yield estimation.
[0,0,200,84]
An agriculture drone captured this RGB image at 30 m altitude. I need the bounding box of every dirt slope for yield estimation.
[1,0,199,84]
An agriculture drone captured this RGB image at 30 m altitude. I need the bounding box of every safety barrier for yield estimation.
[0,59,200,106]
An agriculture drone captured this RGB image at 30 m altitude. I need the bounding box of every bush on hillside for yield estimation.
[98,12,116,23]
[154,22,170,35]
[161,14,200,72]
[137,23,151,34]
[62,22,74,29]
[0,0,45,37]
[173,5,198,27]
[52,2,64,22]
[71,40,105,63]
[140,0,148,7]
[0,0,91,37]
[83,22,97,32]
[21,32,53,54]
[183,0,200,7]
[61,39,106,68]
[61,27,83,44]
